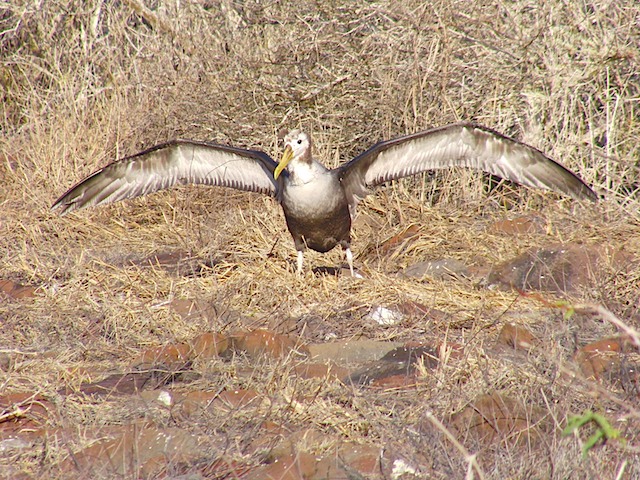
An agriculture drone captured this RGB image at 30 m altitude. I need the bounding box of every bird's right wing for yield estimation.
[52,140,280,215]
[338,123,597,212]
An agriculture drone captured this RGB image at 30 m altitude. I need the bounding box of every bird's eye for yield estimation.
[297,139,302,144]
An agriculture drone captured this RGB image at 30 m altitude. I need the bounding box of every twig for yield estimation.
[424,411,485,480]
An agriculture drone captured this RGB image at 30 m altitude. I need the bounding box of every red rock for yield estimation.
[59,424,204,477]
[245,452,318,480]
[231,329,309,358]
[74,371,156,396]
[248,423,290,458]
[131,342,193,368]
[487,243,632,294]
[488,215,544,235]
[580,336,630,354]
[574,336,638,380]
[180,389,260,417]
[497,323,537,351]
[260,428,328,461]
[307,442,382,479]
[450,392,551,446]
[334,442,381,475]
[0,279,37,299]
[0,392,55,431]
[170,298,200,319]
[179,391,218,417]
[370,373,418,389]
[199,457,253,478]
[293,363,349,381]
[190,331,229,359]
[217,389,260,409]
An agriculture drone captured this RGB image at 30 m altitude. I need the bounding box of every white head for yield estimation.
[284,129,311,160]
[274,129,312,179]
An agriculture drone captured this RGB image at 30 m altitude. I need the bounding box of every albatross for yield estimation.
[52,123,597,275]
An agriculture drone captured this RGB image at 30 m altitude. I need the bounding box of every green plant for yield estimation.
[563,411,622,458]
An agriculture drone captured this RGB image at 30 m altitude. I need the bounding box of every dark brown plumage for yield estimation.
[52,123,597,275]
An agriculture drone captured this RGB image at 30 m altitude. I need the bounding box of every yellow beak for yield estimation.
[274,145,293,179]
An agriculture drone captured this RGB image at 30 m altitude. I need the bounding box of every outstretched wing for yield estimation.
[52,140,280,215]
[338,123,597,210]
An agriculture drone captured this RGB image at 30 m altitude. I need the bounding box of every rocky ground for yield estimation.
[1,1,639,478]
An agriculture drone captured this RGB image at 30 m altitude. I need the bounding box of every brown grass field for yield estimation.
[1,1,639,478]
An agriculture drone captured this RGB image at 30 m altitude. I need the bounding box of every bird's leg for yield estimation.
[345,248,354,277]
[297,251,304,275]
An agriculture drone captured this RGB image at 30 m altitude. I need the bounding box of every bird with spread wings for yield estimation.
[52,123,597,275]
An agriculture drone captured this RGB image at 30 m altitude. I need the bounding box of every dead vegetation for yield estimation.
[1,1,639,478]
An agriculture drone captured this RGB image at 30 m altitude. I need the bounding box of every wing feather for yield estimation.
[339,123,597,209]
[52,140,279,215]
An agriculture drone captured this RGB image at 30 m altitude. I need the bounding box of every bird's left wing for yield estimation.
[52,140,280,215]
[338,123,597,211]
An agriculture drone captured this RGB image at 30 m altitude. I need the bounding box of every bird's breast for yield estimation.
[282,173,346,219]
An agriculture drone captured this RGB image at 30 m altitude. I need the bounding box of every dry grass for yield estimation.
[1,1,639,478]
